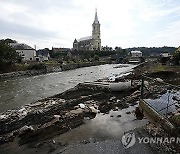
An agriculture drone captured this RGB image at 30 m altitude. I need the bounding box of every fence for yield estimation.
[140,75,180,117]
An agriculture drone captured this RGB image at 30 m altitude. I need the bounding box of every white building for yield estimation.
[10,43,36,61]
[130,50,142,57]
[161,52,170,57]
[36,49,50,62]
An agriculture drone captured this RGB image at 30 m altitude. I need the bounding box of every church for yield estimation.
[73,10,101,51]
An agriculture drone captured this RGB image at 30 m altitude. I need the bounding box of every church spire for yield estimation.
[93,8,99,24]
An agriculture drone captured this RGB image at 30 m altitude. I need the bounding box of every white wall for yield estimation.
[131,51,142,57]
[16,49,36,61]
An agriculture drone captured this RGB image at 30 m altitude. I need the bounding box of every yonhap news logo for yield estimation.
[122,131,180,149]
[122,132,136,148]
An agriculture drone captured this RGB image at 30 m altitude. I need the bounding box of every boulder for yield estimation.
[89,106,99,114]
[19,125,34,135]
[156,78,163,83]
[78,103,86,109]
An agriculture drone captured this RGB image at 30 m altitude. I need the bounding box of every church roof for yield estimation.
[78,36,92,42]
[74,39,78,43]
[93,9,99,24]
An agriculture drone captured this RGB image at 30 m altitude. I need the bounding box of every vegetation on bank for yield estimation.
[126,46,177,56]
[173,47,180,65]
[0,37,179,74]
[0,39,21,73]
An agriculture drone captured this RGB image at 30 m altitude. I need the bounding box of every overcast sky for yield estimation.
[0,0,179,49]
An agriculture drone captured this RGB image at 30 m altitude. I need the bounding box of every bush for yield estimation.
[173,47,180,65]
[94,55,99,61]
[27,63,46,70]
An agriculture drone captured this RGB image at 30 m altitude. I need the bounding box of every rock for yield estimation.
[18,108,28,120]
[52,139,56,144]
[52,101,56,105]
[70,108,84,115]
[0,115,7,120]
[78,103,86,109]
[39,116,60,129]
[89,106,99,114]
[93,104,98,109]
[84,117,90,120]
[156,78,163,83]
[131,90,140,96]
[108,75,116,82]
[116,99,120,103]
[110,115,113,117]
[144,81,149,86]
[74,105,79,109]
[117,115,121,117]
[54,115,61,119]
[126,111,131,114]
[19,125,34,135]
[113,107,118,111]
[80,140,90,144]
[109,96,116,101]
[29,101,43,107]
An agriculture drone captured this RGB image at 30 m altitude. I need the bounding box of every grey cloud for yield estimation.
[0,19,58,39]
[3,0,75,13]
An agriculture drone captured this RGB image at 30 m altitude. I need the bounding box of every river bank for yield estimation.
[0,62,179,153]
[0,64,142,145]
[0,61,107,79]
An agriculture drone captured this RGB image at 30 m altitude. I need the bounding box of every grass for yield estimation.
[170,114,180,127]
[152,64,180,73]
[43,60,58,65]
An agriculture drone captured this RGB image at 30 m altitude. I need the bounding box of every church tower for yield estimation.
[92,9,101,50]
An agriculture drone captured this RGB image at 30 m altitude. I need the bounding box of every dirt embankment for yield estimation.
[0,74,142,146]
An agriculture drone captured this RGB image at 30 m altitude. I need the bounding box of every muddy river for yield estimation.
[0,64,135,113]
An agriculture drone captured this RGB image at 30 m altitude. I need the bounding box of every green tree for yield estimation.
[173,47,180,65]
[93,55,99,61]
[0,39,21,72]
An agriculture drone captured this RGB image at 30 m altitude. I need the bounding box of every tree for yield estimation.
[173,47,180,65]
[3,38,17,44]
[93,55,99,61]
[0,39,21,72]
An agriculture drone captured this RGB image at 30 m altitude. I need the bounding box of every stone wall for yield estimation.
[0,61,107,79]
[0,69,46,79]
[61,61,106,71]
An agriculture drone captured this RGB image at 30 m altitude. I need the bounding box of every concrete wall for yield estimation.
[16,49,36,61]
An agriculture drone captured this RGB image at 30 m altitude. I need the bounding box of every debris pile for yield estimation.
[0,80,141,145]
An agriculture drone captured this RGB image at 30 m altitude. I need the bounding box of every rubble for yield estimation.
[19,125,34,135]
[2,65,170,146]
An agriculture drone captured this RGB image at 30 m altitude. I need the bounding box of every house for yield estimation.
[36,49,50,62]
[9,43,36,61]
[67,50,81,59]
[52,47,71,54]
[129,51,143,64]
[130,50,142,57]
[160,52,170,58]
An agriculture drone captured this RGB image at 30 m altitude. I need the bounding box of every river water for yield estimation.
[0,64,135,113]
